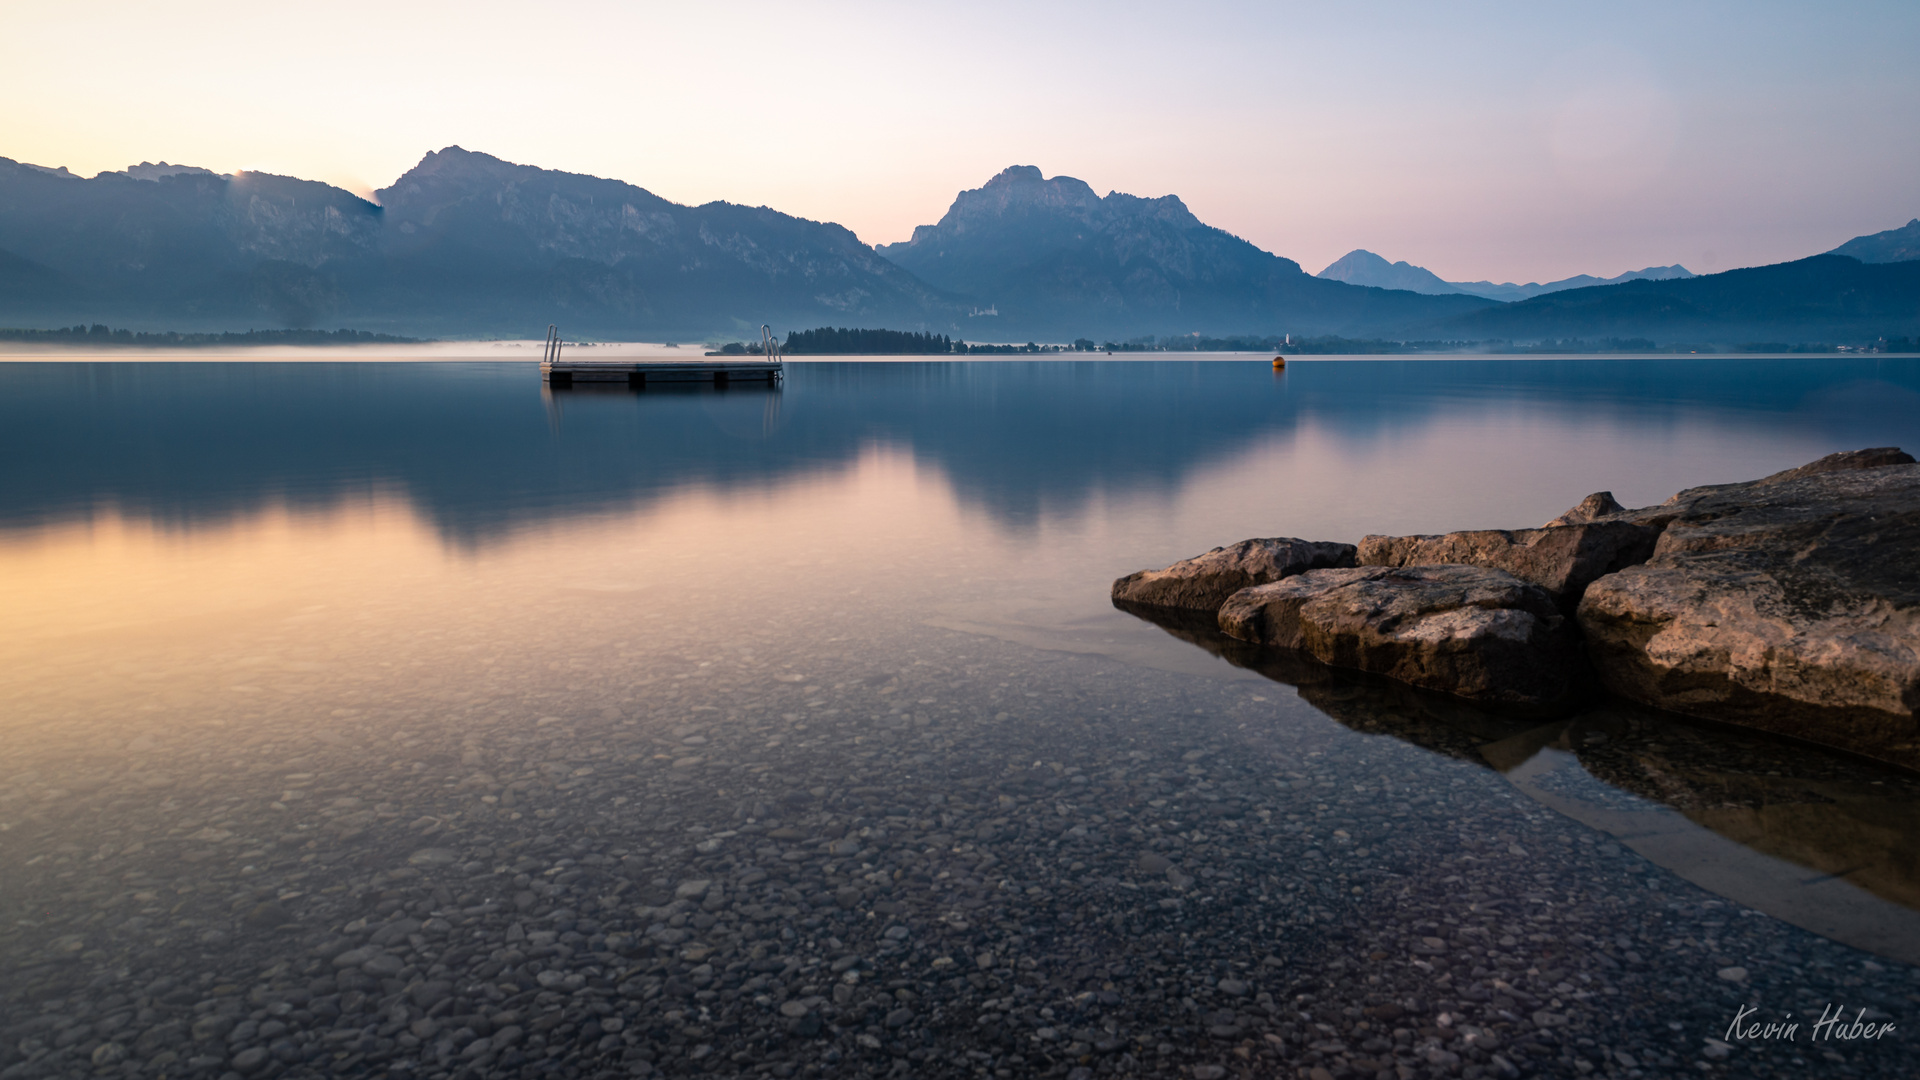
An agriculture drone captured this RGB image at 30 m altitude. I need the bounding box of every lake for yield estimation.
[3,356,1917,1079]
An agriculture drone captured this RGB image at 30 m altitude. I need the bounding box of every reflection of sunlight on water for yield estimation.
[5,375,1870,752]
[0,439,958,646]
[0,490,422,654]
[0,444,979,703]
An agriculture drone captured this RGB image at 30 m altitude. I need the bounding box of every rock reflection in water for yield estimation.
[1115,601,1544,765]
[1570,714,1920,912]
[1119,600,1920,963]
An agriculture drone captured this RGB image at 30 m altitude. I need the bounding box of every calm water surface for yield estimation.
[3,357,1919,1080]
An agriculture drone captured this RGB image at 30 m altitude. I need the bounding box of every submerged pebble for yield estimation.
[1,595,1914,1080]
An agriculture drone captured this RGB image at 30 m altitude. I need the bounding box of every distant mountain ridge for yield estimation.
[878,166,1492,338]
[1828,219,1920,264]
[1316,248,1694,301]
[1314,250,1459,296]
[0,148,958,337]
[1448,264,1695,302]
[1,146,1914,344]
[0,155,384,328]
[363,147,953,336]
[1429,254,1920,342]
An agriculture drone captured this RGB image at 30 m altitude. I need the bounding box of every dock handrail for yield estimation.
[761,325,781,363]
[543,324,562,365]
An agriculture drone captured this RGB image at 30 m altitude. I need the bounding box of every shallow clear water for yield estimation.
[3,357,1918,1080]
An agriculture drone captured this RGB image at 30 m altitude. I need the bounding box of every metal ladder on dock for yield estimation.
[543,324,563,366]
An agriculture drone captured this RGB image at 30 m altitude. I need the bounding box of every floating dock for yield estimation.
[539,324,784,385]
[542,358,783,385]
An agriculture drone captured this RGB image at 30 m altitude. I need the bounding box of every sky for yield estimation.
[4,0,1916,283]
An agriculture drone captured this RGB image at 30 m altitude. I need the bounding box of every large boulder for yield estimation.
[1111,537,1356,612]
[1753,446,1916,485]
[1545,491,1626,527]
[1358,521,1658,609]
[1588,447,1918,530]
[1578,458,1920,769]
[1218,564,1582,707]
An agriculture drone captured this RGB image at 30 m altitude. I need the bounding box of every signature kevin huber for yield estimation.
[1727,1004,1897,1043]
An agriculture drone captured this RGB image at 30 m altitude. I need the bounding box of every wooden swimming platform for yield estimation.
[539,324,784,385]
[542,358,783,385]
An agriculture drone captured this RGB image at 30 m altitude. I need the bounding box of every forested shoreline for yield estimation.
[705,327,1920,356]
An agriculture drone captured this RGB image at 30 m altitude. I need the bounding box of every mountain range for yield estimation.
[1316,249,1695,302]
[1438,254,1920,344]
[873,166,1488,338]
[1827,218,1920,265]
[0,148,951,339]
[0,148,1915,344]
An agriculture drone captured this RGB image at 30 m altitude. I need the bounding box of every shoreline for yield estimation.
[2,349,1912,362]
[1115,450,1920,774]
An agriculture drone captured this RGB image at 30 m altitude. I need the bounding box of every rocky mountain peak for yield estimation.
[379,146,525,203]
[872,166,1500,339]
[1103,191,1201,230]
[116,162,221,182]
[929,168,1207,237]
[1828,217,1920,264]
[984,165,1043,187]
[6,160,78,180]
[1317,250,1461,296]
[939,166,1103,229]
[372,147,683,263]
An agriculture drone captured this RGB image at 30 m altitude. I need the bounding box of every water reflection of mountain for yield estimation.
[2,358,1918,543]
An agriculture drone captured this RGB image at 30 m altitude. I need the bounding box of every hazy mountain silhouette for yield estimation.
[877,166,1494,339]
[0,149,960,338]
[363,147,957,337]
[4,148,1913,344]
[0,156,383,328]
[1317,248,1694,302]
[1315,250,1462,295]
[1446,265,1695,303]
[1828,218,1920,264]
[1433,255,1920,341]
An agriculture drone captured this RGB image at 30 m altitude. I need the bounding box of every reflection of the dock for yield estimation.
[541,380,784,396]
[1118,600,1920,965]
[542,380,784,441]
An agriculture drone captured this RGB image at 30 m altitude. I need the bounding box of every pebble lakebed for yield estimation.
[3,611,1914,1080]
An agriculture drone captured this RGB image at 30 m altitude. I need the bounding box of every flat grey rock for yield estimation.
[1592,447,1918,530]
[1358,520,1657,609]
[1218,564,1581,707]
[1580,457,1920,767]
[329,945,378,969]
[1112,537,1356,612]
[1544,491,1627,527]
[1753,446,1915,486]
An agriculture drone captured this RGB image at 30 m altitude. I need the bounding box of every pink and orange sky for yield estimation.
[4,0,1915,283]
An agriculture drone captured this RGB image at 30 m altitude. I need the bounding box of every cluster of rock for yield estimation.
[1115,449,1920,769]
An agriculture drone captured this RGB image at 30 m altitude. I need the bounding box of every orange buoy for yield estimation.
[1272,356,1286,368]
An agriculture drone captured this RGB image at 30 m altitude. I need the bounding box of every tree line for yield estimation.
[782,327,955,354]
[710,328,1077,355]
